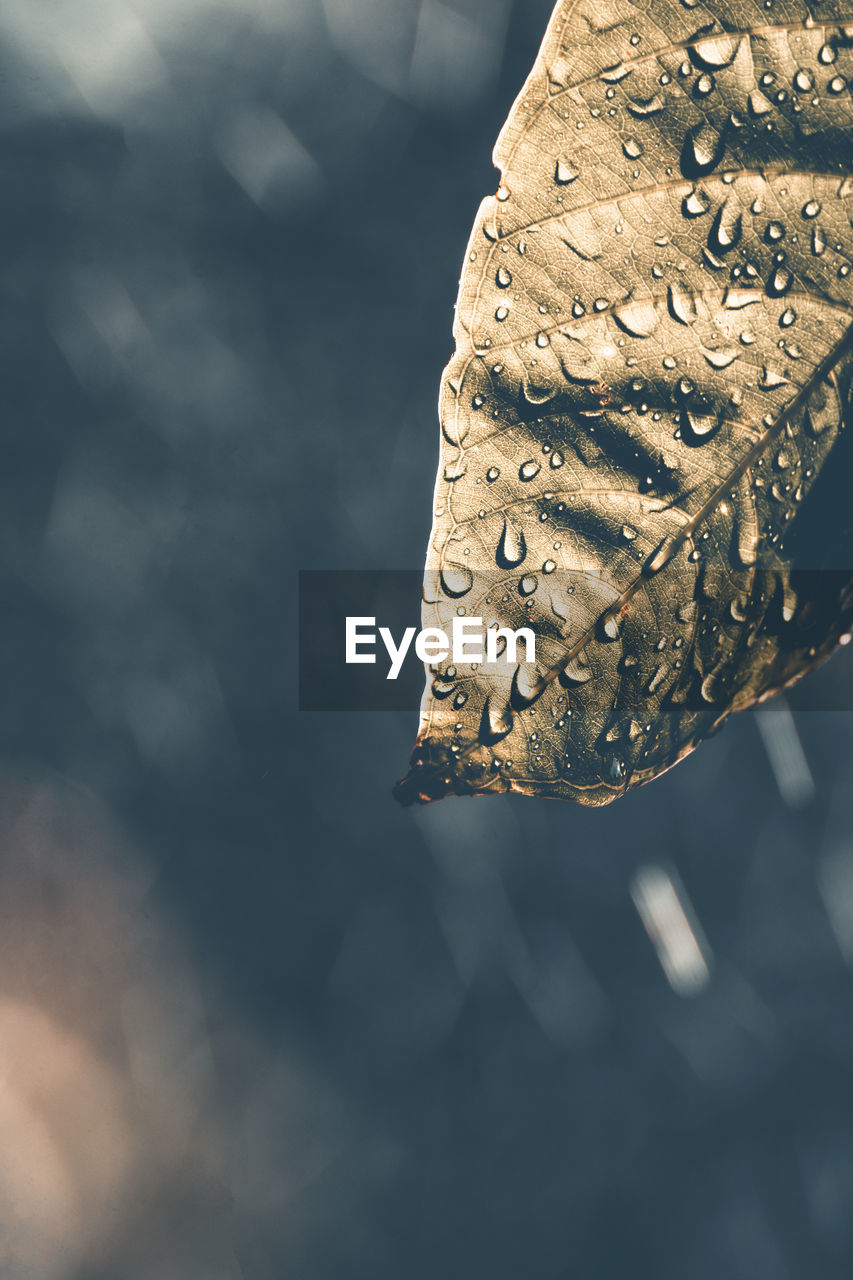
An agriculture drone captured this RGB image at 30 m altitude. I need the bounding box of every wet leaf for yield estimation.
[396,0,853,806]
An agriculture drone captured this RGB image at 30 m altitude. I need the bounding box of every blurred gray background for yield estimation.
[2,1,853,1277]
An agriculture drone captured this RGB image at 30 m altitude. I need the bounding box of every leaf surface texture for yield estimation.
[397,0,853,806]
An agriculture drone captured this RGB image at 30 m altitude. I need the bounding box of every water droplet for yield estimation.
[780,307,797,327]
[723,287,761,310]
[668,281,697,325]
[601,61,633,83]
[748,89,773,116]
[555,159,578,184]
[496,185,510,202]
[440,566,474,597]
[829,76,847,94]
[608,754,627,782]
[802,199,821,218]
[794,68,814,92]
[690,30,740,70]
[765,221,786,243]
[710,200,742,252]
[535,331,550,349]
[812,226,826,255]
[613,297,659,337]
[486,466,500,482]
[443,459,466,481]
[523,378,556,406]
[703,346,740,369]
[644,534,680,574]
[519,574,538,596]
[560,655,591,686]
[819,43,837,65]
[695,73,715,97]
[519,460,541,481]
[647,664,668,694]
[496,266,512,287]
[550,451,564,468]
[543,559,556,574]
[628,94,664,117]
[681,409,720,442]
[496,517,527,568]
[602,612,623,641]
[767,265,793,296]
[622,136,644,159]
[737,521,758,566]
[760,366,788,390]
[700,671,722,702]
[683,121,724,175]
[495,306,509,321]
[482,694,513,742]
[683,187,711,217]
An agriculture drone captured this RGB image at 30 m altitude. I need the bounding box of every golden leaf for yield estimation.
[396,0,853,806]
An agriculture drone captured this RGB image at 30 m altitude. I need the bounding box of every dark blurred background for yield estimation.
[2,2,853,1277]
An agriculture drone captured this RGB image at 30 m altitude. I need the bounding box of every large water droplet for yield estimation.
[481,695,513,742]
[700,670,722,702]
[759,366,788,390]
[440,566,474,597]
[709,199,742,253]
[496,517,527,568]
[622,136,644,159]
[518,574,538,596]
[683,187,711,217]
[613,297,659,337]
[601,612,623,641]
[560,655,592,684]
[519,460,541,481]
[748,89,773,117]
[555,159,578,184]
[523,378,556,406]
[496,266,512,288]
[647,664,668,695]
[681,409,720,443]
[690,30,740,70]
[767,265,793,296]
[644,534,680,574]
[627,94,664,117]
[682,121,724,177]
[703,346,740,369]
[601,62,633,83]
[668,281,697,325]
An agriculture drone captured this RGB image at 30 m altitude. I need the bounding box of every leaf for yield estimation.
[395,0,853,807]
